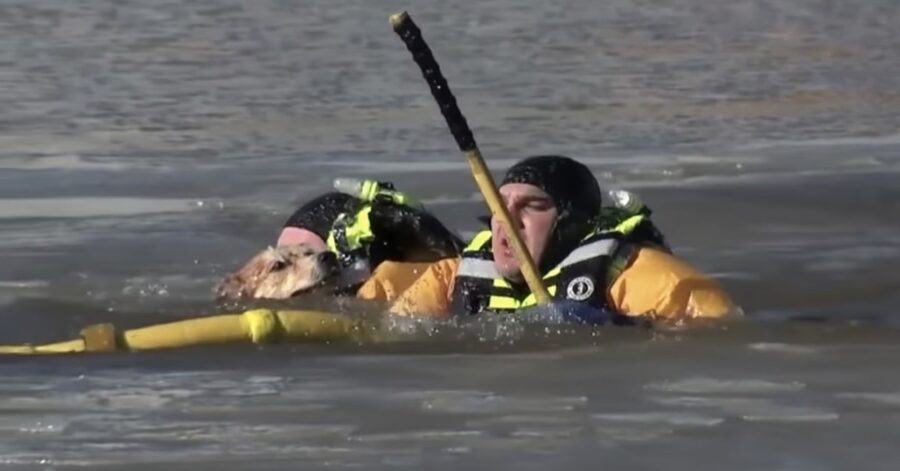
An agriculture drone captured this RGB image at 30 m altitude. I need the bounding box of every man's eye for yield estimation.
[527,201,552,210]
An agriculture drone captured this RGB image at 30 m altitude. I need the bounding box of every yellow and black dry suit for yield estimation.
[450,211,654,315]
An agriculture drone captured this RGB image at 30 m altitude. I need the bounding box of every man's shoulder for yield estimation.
[611,246,736,319]
[627,246,703,277]
[368,257,460,287]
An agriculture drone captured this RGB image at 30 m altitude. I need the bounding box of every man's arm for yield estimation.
[608,247,738,320]
[387,258,460,317]
[356,261,435,303]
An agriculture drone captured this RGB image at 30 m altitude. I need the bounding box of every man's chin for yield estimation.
[504,274,525,285]
[495,264,524,283]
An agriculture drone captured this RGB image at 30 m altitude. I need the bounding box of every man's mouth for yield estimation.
[499,237,513,258]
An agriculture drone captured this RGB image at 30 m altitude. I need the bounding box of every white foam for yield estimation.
[465,415,580,428]
[0,130,215,160]
[0,416,67,434]
[741,411,839,422]
[650,396,839,422]
[349,430,483,443]
[0,456,96,467]
[592,424,675,444]
[591,412,725,427]
[738,132,900,150]
[302,154,683,176]
[398,390,587,414]
[420,194,483,205]
[0,198,198,219]
[0,280,49,289]
[748,343,821,354]
[508,427,586,438]
[4,387,199,412]
[0,154,132,171]
[835,392,900,406]
[645,377,806,394]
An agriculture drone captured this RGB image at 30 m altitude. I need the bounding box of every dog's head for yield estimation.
[216,244,339,300]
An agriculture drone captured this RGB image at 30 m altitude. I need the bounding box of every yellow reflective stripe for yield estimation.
[464,230,492,251]
[612,214,645,235]
[359,180,380,201]
[489,285,558,310]
[326,206,375,253]
[544,267,561,278]
[586,214,646,238]
[343,206,373,250]
[325,213,348,252]
[326,232,338,252]
[383,189,419,208]
[521,285,557,308]
[488,296,520,310]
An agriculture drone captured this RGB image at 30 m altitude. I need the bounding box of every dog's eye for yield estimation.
[303,250,314,257]
[272,260,289,271]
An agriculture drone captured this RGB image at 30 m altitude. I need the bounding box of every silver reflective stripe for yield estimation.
[456,258,500,279]
[557,239,617,269]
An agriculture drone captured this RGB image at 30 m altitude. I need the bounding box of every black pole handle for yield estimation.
[390,11,477,152]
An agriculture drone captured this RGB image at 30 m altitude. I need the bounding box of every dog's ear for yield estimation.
[265,245,282,259]
[265,246,290,270]
[216,272,249,300]
[216,247,283,300]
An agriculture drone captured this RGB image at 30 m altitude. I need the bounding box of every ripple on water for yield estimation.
[748,342,822,354]
[835,392,900,407]
[392,390,588,415]
[0,198,198,219]
[649,396,839,422]
[644,377,807,394]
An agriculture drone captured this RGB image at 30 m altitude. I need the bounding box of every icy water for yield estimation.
[1,0,900,468]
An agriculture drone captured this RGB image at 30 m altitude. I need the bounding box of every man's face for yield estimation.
[491,183,559,281]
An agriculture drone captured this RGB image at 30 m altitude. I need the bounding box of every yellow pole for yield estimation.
[463,149,551,303]
[390,11,550,304]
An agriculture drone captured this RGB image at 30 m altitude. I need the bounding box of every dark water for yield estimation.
[1,0,899,468]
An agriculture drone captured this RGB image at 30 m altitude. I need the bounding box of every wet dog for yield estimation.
[216,244,338,300]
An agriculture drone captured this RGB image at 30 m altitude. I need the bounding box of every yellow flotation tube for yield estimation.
[0,309,371,355]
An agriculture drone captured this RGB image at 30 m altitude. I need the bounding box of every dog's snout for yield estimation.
[317,251,337,265]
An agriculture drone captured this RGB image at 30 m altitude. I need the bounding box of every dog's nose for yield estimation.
[317,251,337,266]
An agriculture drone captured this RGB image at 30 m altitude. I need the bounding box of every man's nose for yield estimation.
[501,203,525,228]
